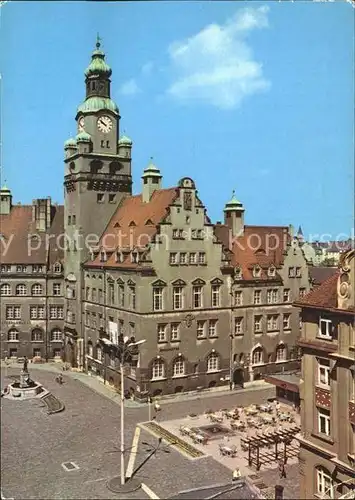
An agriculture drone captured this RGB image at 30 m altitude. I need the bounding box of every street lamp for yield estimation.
[116,335,146,487]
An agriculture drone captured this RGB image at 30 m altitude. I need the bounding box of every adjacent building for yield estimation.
[0,191,64,360]
[296,249,355,499]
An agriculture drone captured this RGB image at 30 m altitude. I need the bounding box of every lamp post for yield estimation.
[116,335,146,487]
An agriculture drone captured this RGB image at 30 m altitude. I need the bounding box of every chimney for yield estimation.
[33,197,52,232]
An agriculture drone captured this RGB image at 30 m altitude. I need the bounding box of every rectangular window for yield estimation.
[234,291,243,306]
[92,288,97,301]
[211,285,220,307]
[118,285,125,307]
[198,252,206,265]
[68,215,71,225]
[129,286,136,310]
[72,214,76,225]
[108,194,116,203]
[197,320,206,338]
[209,319,218,337]
[9,348,18,358]
[267,289,272,304]
[193,286,203,308]
[318,408,331,436]
[272,289,278,303]
[317,358,331,388]
[173,286,183,310]
[97,193,104,203]
[53,283,61,296]
[235,317,243,335]
[289,267,295,278]
[189,252,197,264]
[254,315,262,333]
[157,324,167,343]
[283,314,291,330]
[109,283,115,304]
[254,290,261,305]
[299,287,306,298]
[316,469,333,498]
[30,306,45,320]
[6,306,21,319]
[153,288,163,311]
[296,267,301,277]
[267,314,279,331]
[170,252,177,265]
[319,318,332,339]
[171,323,179,341]
[179,252,187,265]
[172,229,179,239]
[283,289,290,302]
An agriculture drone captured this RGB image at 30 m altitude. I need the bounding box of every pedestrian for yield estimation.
[232,468,241,482]
[278,459,286,479]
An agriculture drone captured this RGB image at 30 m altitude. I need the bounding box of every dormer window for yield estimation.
[131,252,139,263]
[116,251,124,263]
[318,318,332,339]
[100,251,107,262]
[129,221,136,227]
[268,266,276,277]
[253,266,261,278]
[235,267,242,280]
[53,262,62,273]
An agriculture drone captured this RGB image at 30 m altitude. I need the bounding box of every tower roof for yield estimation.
[0,184,11,194]
[75,131,92,143]
[224,190,244,212]
[64,137,77,148]
[77,96,118,115]
[118,135,132,146]
[85,35,112,78]
[142,159,162,178]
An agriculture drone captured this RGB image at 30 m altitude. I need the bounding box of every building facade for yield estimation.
[1,39,312,399]
[296,249,355,499]
[0,191,64,360]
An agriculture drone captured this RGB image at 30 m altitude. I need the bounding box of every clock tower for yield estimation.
[63,37,133,368]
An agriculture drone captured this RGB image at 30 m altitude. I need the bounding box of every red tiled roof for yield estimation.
[0,204,64,265]
[215,223,290,280]
[295,272,340,310]
[89,188,178,268]
[309,266,338,286]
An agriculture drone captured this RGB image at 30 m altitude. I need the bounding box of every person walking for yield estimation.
[278,459,286,479]
[232,468,241,482]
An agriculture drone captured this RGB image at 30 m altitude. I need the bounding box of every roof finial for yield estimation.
[232,189,235,198]
[96,32,101,49]
[150,156,154,162]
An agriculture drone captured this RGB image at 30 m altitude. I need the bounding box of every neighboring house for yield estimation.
[295,249,355,499]
[0,191,64,360]
[309,266,338,288]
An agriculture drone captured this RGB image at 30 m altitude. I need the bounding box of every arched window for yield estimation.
[276,344,287,362]
[173,357,185,377]
[252,346,263,365]
[31,283,43,296]
[0,283,11,295]
[31,329,43,342]
[16,284,27,296]
[51,329,62,342]
[87,341,93,357]
[315,466,333,498]
[207,352,219,372]
[8,328,19,341]
[152,358,165,380]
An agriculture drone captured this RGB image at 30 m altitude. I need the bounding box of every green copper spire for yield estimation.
[85,36,112,78]
[224,190,244,212]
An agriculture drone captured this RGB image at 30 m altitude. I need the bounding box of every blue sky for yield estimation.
[0,1,353,239]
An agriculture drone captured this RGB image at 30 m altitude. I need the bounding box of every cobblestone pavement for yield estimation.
[257,463,300,499]
[1,367,289,500]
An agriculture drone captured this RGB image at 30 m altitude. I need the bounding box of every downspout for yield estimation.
[103,265,107,385]
[229,276,234,391]
[45,246,50,363]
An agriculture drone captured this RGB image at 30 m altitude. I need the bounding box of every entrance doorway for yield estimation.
[233,368,244,388]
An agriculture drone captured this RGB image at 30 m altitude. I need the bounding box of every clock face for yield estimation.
[97,116,113,133]
[78,117,85,132]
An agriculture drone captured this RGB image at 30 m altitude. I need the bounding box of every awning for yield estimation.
[264,375,300,393]
[100,338,113,346]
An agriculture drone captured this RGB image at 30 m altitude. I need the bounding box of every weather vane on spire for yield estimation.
[96,32,101,49]
[232,189,235,197]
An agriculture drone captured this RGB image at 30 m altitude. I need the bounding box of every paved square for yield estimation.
[1,366,299,499]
